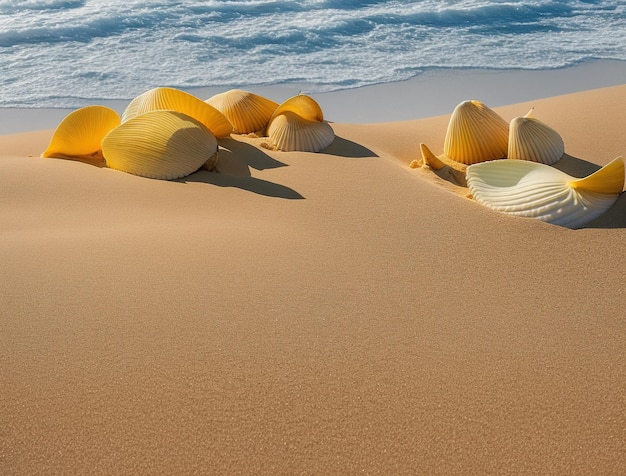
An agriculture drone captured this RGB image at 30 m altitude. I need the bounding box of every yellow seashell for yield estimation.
[122,87,233,138]
[508,109,564,165]
[269,94,325,124]
[102,110,218,180]
[443,100,509,164]
[205,89,279,134]
[267,111,334,152]
[41,105,121,159]
[466,156,624,228]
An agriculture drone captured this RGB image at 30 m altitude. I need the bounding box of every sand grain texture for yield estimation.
[1,85,625,475]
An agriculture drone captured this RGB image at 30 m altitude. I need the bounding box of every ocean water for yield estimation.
[0,0,624,108]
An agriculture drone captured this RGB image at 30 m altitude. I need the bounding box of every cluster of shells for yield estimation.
[41,87,335,180]
[413,100,625,228]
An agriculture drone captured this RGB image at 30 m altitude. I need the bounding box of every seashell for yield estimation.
[269,94,325,124]
[443,100,509,165]
[41,105,121,159]
[508,109,564,165]
[122,87,232,138]
[265,94,334,152]
[205,89,278,134]
[267,111,334,153]
[102,110,218,180]
[466,156,624,228]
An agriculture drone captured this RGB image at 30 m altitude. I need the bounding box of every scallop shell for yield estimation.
[265,94,334,152]
[122,87,232,138]
[267,111,335,152]
[466,157,624,228]
[443,100,509,165]
[102,110,218,180]
[41,105,121,159]
[508,109,564,165]
[205,89,278,134]
[269,94,325,124]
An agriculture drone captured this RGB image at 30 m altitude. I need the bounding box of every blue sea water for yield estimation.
[0,0,624,108]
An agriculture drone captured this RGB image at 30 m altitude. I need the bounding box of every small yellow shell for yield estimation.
[444,100,509,164]
[466,156,624,228]
[269,94,325,124]
[102,110,218,180]
[41,105,121,159]
[206,89,279,134]
[122,87,233,138]
[508,110,564,165]
[267,111,334,152]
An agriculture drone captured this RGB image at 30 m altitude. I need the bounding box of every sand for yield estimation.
[1,72,625,474]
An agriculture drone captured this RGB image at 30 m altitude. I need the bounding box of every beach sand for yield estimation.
[1,74,625,473]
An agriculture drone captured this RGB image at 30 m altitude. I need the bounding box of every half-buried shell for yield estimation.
[466,156,624,228]
[41,105,121,160]
[508,109,564,165]
[206,89,278,134]
[267,111,335,153]
[419,100,509,172]
[266,95,334,152]
[102,110,218,180]
[122,87,233,138]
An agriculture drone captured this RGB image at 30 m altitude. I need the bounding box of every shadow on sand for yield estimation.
[321,136,378,158]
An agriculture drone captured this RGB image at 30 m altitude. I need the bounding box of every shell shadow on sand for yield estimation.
[321,135,378,158]
[177,139,304,200]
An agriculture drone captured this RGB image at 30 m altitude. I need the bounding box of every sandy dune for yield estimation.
[1,84,625,474]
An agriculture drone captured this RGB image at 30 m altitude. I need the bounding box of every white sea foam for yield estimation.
[0,0,624,107]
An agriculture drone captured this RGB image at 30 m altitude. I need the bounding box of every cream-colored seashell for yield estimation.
[205,89,278,134]
[122,87,232,138]
[102,110,218,180]
[508,109,564,165]
[267,111,334,152]
[443,100,509,165]
[466,157,624,228]
[41,105,121,159]
[269,94,325,124]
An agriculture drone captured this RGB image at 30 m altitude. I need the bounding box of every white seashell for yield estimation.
[102,110,218,180]
[122,87,232,138]
[267,111,334,152]
[206,89,278,134]
[466,157,624,228]
[41,105,120,159]
[508,110,564,165]
[444,100,509,164]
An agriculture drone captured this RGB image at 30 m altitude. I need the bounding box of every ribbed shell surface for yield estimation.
[122,87,233,138]
[466,158,624,228]
[444,100,509,165]
[206,89,278,134]
[41,105,121,158]
[267,112,334,152]
[102,110,218,180]
[269,95,324,124]
[508,116,564,165]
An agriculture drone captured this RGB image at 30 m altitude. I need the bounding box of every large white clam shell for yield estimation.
[443,100,509,165]
[508,110,564,165]
[102,110,218,180]
[267,111,334,152]
[122,87,233,138]
[41,105,121,159]
[266,94,334,152]
[205,89,278,134]
[466,157,625,228]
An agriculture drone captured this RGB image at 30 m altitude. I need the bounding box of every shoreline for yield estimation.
[1,59,625,134]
